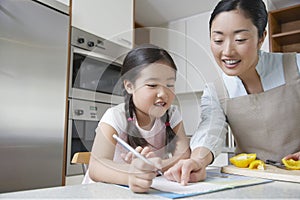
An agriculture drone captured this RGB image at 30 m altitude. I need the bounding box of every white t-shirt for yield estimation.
[82,103,182,184]
[100,103,182,162]
[190,51,300,158]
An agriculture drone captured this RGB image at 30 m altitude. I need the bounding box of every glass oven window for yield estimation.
[72,53,123,95]
[71,120,98,159]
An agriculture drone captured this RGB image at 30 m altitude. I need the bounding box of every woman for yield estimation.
[164,0,300,185]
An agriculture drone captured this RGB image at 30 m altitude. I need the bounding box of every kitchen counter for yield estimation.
[1,180,299,199]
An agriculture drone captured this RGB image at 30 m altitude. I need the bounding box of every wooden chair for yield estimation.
[71,152,91,174]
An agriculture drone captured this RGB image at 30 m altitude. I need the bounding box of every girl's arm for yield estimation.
[89,122,160,192]
[161,121,191,171]
[88,122,130,185]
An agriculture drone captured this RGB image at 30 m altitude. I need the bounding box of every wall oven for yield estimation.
[66,99,112,175]
[66,27,129,175]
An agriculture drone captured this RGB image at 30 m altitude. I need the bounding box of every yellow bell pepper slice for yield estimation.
[230,153,257,168]
[281,158,300,170]
[248,160,265,170]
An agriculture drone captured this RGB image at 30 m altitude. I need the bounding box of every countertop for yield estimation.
[1,179,299,199]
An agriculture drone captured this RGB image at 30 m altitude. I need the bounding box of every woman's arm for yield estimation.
[190,83,228,159]
[164,83,228,185]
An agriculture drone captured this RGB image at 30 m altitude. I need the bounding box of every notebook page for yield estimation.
[151,176,229,194]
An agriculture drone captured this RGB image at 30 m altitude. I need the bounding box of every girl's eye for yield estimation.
[146,84,157,88]
[167,84,175,88]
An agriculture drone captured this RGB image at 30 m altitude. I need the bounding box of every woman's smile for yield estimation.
[223,59,241,69]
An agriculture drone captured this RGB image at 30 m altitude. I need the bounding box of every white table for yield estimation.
[1,180,299,199]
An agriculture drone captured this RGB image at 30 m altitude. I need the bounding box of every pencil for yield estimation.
[112,134,163,175]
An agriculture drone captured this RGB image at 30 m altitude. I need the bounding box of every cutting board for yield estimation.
[221,164,300,183]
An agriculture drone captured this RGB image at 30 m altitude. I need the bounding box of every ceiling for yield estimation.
[135,0,300,27]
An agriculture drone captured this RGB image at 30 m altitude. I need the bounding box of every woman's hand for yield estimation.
[164,158,206,185]
[128,157,162,193]
[284,151,300,160]
[164,147,212,185]
[121,146,155,164]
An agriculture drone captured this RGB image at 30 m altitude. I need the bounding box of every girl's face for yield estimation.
[124,62,176,122]
[210,10,265,77]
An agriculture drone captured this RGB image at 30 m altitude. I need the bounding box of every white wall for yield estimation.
[173,92,202,136]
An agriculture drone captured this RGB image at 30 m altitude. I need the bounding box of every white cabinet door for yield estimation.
[186,12,220,92]
[72,0,133,48]
[167,21,187,94]
[150,21,187,94]
[56,0,69,5]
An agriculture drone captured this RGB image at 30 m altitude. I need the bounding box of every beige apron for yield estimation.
[215,53,300,162]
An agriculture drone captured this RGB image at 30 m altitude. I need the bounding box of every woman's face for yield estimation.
[210,9,265,77]
[124,63,176,123]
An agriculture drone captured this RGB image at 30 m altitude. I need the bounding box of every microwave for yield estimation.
[71,50,123,95]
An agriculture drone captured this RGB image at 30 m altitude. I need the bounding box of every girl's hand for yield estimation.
[128,157,162,193]
[121,146,155,164]
[284,151,300,161]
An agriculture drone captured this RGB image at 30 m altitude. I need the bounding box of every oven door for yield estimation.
[69,47,124,103]
[66,99,112,176]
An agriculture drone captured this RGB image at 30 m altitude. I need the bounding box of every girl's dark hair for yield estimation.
[209,0,268,38]
[121,44,178,155]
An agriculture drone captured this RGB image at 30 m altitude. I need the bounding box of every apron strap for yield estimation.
[283,53,298,84]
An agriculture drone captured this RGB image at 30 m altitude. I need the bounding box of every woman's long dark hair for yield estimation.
[209,0,268,39]
[121,44,178,154]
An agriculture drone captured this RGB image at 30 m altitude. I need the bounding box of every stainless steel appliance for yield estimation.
[69,27,129,102]
[67,27,128,175]
[0,0,68,193]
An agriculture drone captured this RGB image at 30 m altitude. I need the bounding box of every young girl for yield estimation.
[86,44,190,193]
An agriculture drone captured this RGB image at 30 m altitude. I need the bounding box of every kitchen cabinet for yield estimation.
[150,12,221,93]
[72,0,133,48]
[150,20,187,94]
[56,0,70,6]
[37,0,69,14]
[186,12,220,92]
[150,22,202,136]
[167,21,187,94]
[268,4,300,53]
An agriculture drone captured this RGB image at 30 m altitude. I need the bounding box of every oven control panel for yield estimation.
[69,99,111,121]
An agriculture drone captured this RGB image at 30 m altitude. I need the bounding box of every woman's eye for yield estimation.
[213,40,223,44]
[167,84,175,88]
[236,39,247,43]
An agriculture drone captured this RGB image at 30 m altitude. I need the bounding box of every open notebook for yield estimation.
[149,170,272,199]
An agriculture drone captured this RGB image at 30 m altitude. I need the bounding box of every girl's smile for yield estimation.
[124,62,176,126]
